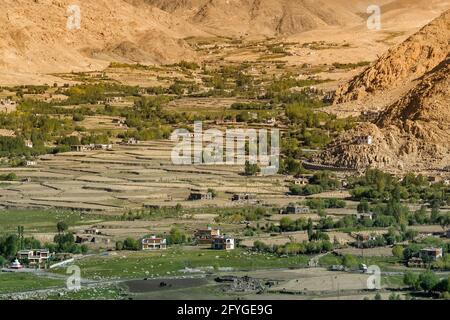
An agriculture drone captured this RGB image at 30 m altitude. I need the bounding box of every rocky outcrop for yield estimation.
[317,10,450,173]
[332,9,450,104]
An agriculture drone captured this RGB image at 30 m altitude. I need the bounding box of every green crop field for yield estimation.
[51,248,310,280]
[0,209,105,235]
[0,273,64,294]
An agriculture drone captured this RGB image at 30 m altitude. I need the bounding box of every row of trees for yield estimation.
[404,271,450,297]
[253,239,333,256]
[349,170,450,206]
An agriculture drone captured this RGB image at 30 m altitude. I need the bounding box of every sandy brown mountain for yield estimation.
[332,9,450,104]
[0,0,206,75]
[146,0,363,36]
[317,52,450,173]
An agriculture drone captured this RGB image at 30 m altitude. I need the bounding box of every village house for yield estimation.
[266,117,276,125]
[292,177,309,186]
[123,137,139,145]
[142,236,167,250]
[194,227,221,245]
[25,140,33,148]
[356,135,373,145]
[84,228,100,235]
[231,193,257,202]
[407,257,426,268]
[112,118,126,126]
[75,227,111,246]
[352,232,378,242]
[427,175,449,185]
[75,234,111,246]
[0,98,17,113]
[71,145,90,152]
[25,160,37,167]
[361,111,380,122]
[212,236,235,250]
[281,204,310,215]
[356,212,374,221]
[92,144,113,151]
[419,247,443,261]
[106,97,123,104]
[17,249,51,269]
[188,191,213,201]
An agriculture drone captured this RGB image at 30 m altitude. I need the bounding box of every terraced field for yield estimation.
[0,139,301,213]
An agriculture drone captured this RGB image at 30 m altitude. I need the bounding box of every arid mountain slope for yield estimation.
[146,0,363,36]
[0,0,205,74]
[332,9,450,104]
[318,53,449,172]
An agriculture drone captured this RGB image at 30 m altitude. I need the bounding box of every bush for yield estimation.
[123,237,140,251]
[244,161,260,176]
[403,271,419,290]
[166,228,187,245]
[342,254,357,268]
[0,255,6,267]
[392,245,404,258]
[419,271,439,292]
[0,172,17,181]
[115,241,124,251]
[289,184,323,196]
[72,114,85,122]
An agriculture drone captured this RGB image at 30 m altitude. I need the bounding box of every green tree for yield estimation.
[0,255,6,267]
[280,217,293,232]
[357,200,370,213]
[392,245,404,258]
[168,228,187,245]
[433,277,450,293]
[403,271,419,290]
[342,254,357,268]
[56,221,68,234]
[123,237,139,251]
[244,161,260,176]
[307,218,313,240]
[389,293,401,300]
[115,241,124,251]
[207,188,218,198]
[418,271,439,293]
[0,235,19,259]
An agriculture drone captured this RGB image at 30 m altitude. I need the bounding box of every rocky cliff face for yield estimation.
[0,0,204,74]
[332,9,450,104]
[317,11,450,173]
[145,0,363,36]
[318,54,450,172]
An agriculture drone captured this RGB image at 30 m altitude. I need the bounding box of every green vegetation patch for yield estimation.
[0,209,103,235]
[0,273,64,294]
[51,248,309,280]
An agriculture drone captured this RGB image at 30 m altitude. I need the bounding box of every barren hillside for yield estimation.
[146,0,363,36]
[332,9,450,104]
[317,54,449,172]
[0,0,205,75]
